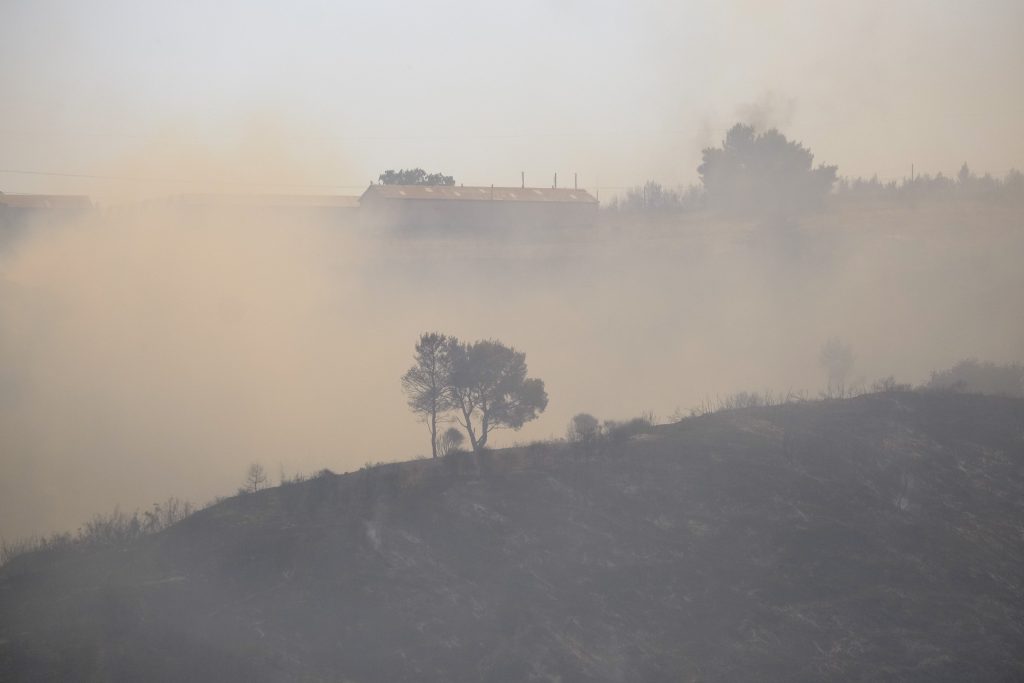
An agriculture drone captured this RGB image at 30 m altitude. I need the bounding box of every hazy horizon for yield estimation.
[3,1,1023,199]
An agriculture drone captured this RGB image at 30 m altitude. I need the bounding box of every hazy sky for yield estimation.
[2,0,1022,197]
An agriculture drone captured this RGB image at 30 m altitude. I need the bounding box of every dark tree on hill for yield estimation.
[245,463,267,494]
[567,413,601,448]
[448,339,548,453]
[379,168,455,186]
[401,333,456,459]
[698,123,837,215]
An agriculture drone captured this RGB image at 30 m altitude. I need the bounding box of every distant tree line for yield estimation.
[605,181,706,214]
[834,164,1024,205]
[605,123,1023,217]
[401,333,548,457]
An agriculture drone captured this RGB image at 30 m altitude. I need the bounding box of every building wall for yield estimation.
[360,197,598,232]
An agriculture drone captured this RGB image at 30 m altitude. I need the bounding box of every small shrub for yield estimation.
[437,427,465,458]
[567,413,601,444]
[871,376,913,393]
[604,416,654,442]
[280,470,307,486]
[690,390,805,417]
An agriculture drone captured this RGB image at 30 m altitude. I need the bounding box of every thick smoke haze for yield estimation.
[4,5,1024,682]
[2,187,1022,538]
[1,0,1023,540]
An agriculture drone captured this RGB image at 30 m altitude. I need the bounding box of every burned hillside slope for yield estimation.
[2,392,1023,682]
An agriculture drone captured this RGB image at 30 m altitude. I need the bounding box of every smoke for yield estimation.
[736,92,798,133]
[2,147,1024,539]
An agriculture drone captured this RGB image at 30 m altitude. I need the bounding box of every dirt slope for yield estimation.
[2,392,1023,682]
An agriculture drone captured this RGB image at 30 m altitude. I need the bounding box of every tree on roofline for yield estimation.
[379,168,456,186]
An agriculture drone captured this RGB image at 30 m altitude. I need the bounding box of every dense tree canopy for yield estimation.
[379,168,455,186]
[698,124,837,216]
[448,339,548,452]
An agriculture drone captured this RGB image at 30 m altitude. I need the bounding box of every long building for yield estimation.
[1,185,602,232]
[359,184,599,231]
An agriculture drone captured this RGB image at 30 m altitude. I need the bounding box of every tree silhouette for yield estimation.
[819,338,855,399]
[401,333,455,458]
[698,123,837,216]
[245,463,268,494]
[448,339,548,453]
[567,413,600,443]
[379,168,455,186]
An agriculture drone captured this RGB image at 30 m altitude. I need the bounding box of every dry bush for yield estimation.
[871,376,913,393]
[925,359,1024,397]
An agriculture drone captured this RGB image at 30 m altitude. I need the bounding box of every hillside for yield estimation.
[2,392,1023,682]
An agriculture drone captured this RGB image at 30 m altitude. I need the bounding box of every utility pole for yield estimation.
[521,171,525,189]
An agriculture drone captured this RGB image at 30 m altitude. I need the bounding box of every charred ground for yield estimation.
[2,391,1023,682]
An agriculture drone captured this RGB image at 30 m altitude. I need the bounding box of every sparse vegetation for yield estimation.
[689,390,807,417]
[6,393,1022,681]
[0,497,193,566]
[925,358,1024,397]
[605,181,704,214]
[871,376,913,393]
